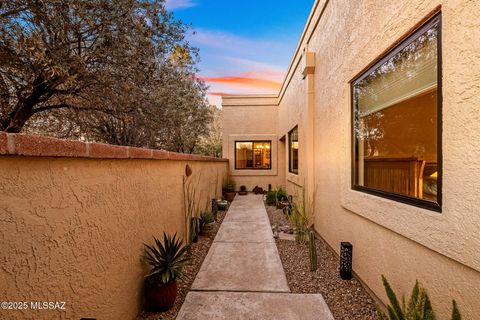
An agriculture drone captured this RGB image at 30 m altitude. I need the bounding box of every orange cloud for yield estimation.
[200,76,282,90]
[240,70,285,81]
[208,92,236,97]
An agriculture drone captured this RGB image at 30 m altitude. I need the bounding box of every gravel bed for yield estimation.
[138,209,227,320]
[266,204,378,320]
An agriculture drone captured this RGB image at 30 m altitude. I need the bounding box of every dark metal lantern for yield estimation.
[340,242,353,280]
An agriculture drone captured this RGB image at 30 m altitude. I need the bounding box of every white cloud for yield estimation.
[165,0,196,10]
[190,29,289,59]
[206,94,222,108]
[188,29,295,78]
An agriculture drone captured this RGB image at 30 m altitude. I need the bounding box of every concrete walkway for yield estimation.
[177,194,334,320]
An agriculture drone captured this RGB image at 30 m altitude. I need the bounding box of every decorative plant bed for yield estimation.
[265,204,378,320]
[138,209,227,320]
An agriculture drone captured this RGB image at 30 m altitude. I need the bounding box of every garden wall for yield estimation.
[0,133,228,320]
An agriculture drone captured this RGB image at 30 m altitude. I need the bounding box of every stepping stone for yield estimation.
[215,221,274,243]
[223,209,270,223]
[191,242,289,292]
[176,291,335,320]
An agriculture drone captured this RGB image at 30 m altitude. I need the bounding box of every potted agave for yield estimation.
[200,211,215,236]
[222,178,236,202]
[143,233,189,311]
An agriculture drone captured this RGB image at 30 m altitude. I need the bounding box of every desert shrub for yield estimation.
[265,186,288,205]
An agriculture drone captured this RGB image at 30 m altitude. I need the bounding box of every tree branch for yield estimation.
[32,104,74,114]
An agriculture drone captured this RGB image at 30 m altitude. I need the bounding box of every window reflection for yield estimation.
[289,126,298,174]
[235,141,271,169]
[353,17,440,204]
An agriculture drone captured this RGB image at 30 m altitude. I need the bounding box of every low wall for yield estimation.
[0,133,228,320]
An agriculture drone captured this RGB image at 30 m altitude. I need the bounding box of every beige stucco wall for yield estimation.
[0,156,227,320]
[222,96,285,191]
[277,55,308,196]
[306,1,480,317]
[223,0,480,318]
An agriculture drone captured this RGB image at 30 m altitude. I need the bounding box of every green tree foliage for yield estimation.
[0,0,213,153]
[194,106,222,157]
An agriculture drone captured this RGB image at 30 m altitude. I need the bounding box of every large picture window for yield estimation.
[289,126,299,174]
[235,141,271,170]
[352,14,441,211]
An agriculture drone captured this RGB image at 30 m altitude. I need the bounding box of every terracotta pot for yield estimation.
[145,280,177,312]
[224,191,236,202]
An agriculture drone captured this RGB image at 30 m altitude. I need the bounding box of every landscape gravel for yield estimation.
[266,204,378,320]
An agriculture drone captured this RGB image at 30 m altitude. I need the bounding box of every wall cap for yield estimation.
[0,132,228,162]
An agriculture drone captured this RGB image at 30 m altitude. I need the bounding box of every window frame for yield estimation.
[234,140,272,170]
[288,126,299,175]
[350,13,443,213]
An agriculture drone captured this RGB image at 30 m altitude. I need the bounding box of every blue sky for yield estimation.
[165,0,314,106]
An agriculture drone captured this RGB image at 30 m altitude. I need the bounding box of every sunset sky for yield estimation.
[165,0,314,106]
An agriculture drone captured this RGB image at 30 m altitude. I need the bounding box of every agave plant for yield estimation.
[143,233,189,286]
[200,211,215,224]
[377,275,462,320]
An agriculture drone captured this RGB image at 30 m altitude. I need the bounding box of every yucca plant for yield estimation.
[290,188,312,245]
[143,233,189,286]
[308,230,318,271]
[190,217,201,243]
[377,276,462,320]
[183,171,201,245]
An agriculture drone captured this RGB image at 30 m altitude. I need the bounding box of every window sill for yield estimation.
[287,172,302,186]
[352,185,441,213]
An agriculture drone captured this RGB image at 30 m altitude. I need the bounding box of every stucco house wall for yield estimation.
[278,62,307,195]
[222,96,285,191]
[0,133,227,320]
[221,0,480,318]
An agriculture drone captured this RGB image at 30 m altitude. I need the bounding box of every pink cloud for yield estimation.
[200,75,282,90]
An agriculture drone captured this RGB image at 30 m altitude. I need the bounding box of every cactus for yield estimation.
[451,300,461,320]
[308,230,317,271]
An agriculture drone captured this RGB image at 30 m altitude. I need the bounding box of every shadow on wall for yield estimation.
[0,134,227,320]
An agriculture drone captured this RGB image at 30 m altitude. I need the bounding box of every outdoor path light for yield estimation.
[340,242,353,280]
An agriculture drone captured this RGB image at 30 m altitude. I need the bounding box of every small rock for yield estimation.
[278,232,295,241]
